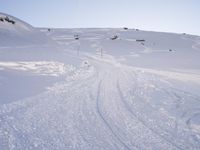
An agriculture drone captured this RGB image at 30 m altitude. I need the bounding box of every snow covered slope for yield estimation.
[1,14,200,150]
[0,13,55,47]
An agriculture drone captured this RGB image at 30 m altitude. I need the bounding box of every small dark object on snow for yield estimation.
[124,27,128,30]
[136,39,145,42]
[169,49,172,52]
[136,29,139,31]
[74,35,79,40]
[0,18,4,22]
[10,20,15,24]
[4,16,9,22]
[182,33,186,35]
[110,35,118,40]
[4,16,15,24]
[48,28,51,32]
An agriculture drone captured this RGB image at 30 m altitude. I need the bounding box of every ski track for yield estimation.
[118,68,200,149]
[94,81,133,150]
[117,80,183,150]
[1,30,200,149]
[1,54,200,149]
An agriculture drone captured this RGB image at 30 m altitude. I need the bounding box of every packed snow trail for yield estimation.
[1,15,200,149]
[1,55,200,149]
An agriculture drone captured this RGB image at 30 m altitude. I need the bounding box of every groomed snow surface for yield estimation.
[1,13,200,149]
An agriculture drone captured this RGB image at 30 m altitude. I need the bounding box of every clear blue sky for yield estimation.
[1,0,200,35]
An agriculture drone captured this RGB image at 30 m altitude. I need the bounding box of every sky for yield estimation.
[0,0,200,35]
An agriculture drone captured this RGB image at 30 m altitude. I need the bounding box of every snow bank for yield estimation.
[0,61,74,76]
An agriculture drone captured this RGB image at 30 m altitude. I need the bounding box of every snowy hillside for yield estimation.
[0,13,55,47]
[1,14,200,150]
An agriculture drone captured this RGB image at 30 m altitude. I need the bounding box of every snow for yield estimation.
[0,13,56,47]
[0,61,73,76]
[0,13,200,149]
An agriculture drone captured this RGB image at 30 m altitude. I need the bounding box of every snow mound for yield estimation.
[0,61,73,76]
[0,12,54,47]
[0,12,34,32]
